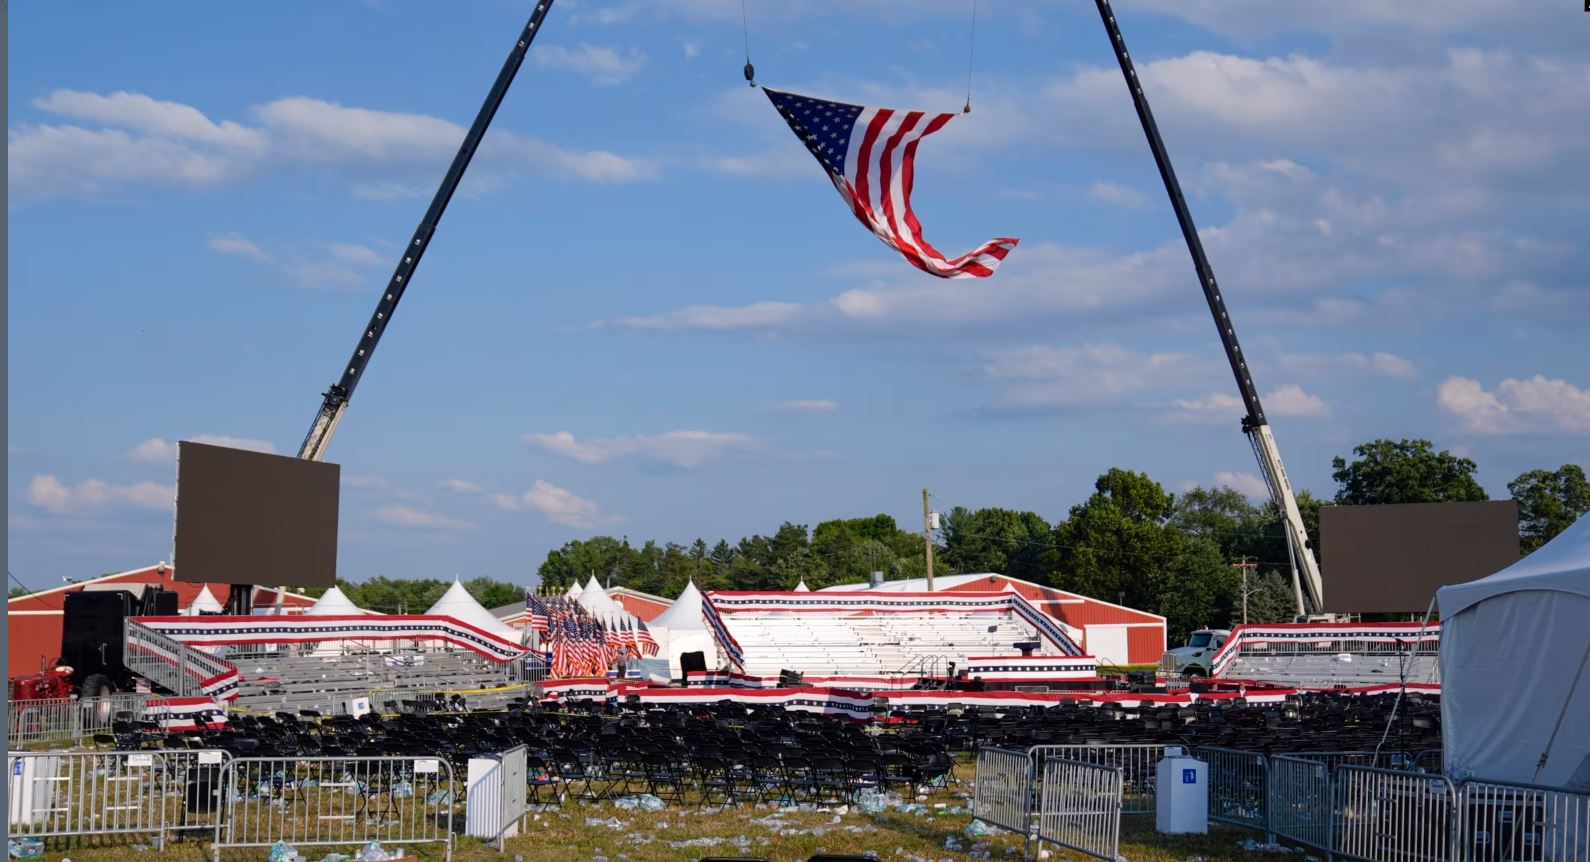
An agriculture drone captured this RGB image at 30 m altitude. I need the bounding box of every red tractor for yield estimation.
[8,585,177,702]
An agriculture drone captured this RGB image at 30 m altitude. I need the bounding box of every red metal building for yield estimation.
[7,564,315,678]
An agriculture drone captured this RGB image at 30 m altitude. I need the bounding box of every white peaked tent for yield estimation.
[186,586,223,615]
[565,582,583,601]
[1438,515,1590,788]
[577,576,631,622]
[793,580,811,592]
[428,579,518,638]
[305,585,363,616]
[305,585,370,655]
[645,580,719,679]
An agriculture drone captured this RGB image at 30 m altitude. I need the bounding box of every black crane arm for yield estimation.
[296,0,557,462]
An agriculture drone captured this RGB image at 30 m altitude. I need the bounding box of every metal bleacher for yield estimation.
[1220,649,1441,688]
[728,611,1042,678]
[228,648,526,716]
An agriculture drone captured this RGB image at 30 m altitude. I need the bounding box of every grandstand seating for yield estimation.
[727,612,1041,677]
[1220,650,1440,688]
[230,648,524,715]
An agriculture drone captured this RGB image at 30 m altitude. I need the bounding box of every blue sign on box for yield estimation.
[1182,768,1198,784]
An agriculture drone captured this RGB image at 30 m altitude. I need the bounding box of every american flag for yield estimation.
[635,618,659,657]
[765,87,1018,279]
[525,591,549,632]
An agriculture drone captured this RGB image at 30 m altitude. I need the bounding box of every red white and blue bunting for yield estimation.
[132,614,529,663]
[1209,622,1442,677]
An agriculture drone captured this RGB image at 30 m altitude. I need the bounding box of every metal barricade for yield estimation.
[465,745,529,850]
[1292,749,1417,772]
[1334,765,1456,862]
[1458,777,1590,862]
[972,746,1035,839]
[1034,757,1124,862]
[1269,754,1332,852]
[7,749,233,847]
[7,694,149,746]
[213,755,455,862]
[1029,743,1178,814]
[1200,746,1271,836]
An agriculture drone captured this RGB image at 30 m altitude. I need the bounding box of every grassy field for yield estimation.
[18,760,1293,862]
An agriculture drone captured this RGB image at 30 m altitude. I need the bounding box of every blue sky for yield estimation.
[8,1,1587,588]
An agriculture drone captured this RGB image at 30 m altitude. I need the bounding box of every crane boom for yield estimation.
[223,3,556,617]
[1092,0,1325,613]
[297,0,556,463]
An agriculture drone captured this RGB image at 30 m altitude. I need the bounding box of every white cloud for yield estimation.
[325,242,383,266]
[1088,180,1149,210]
[773,400,838,414]
[207,233,384,291]
[439,479,485,494]
[493,480,607,528]
[373,505,475,531]
[534,44,647,86]
[1265,384,1331,418]
[1437,375,1590,435]
[1277,351,1418,380]
[604,301,805,332]
[682,41,700,60]
[10,89,657,199]
[982,343,1215,412]
[526,430,757,468]
[350,181,425,201]
[26,474,173,514]
[207,232,270,262]
[1167,384,1326,422]
[1213,471,1271,499]
[128,435,277,464]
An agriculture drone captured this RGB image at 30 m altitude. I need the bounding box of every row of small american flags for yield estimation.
[523,591,658,678]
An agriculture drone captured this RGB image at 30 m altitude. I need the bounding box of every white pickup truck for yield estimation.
[1159,628,1231,677]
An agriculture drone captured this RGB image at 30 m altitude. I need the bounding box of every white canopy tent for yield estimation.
[186,585,223,615]
[641,580,719,680]
[428,579,519,638]
[305,585,372,655]
[564,582,583,601]
[1438,515,1590,788]
[793,580,810,592]
[576,576,632,623]
[305,585,364,616]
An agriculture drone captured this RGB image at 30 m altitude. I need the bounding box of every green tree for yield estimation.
[463,575,521,610]
[537,536,634,591]
[1051,469,1234,641]
[1170,485,1260,560]
[940,507,1052,583]
[9,586,30,599]
[1330,439,1487,505]
[1509,464,1590,552]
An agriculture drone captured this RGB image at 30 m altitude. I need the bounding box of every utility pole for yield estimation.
[922,488,935,592]
[1232,557,1259,625]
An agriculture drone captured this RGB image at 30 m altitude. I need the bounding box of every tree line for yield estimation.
[535,439,1586,642]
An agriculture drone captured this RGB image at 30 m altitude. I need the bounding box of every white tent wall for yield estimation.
[1441,590,1590,786]
[1438,516,1590,789]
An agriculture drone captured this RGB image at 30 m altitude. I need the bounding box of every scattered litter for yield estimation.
[267,841,301,862]
[424,787,452,805]
[1238,840,1296,853]
[8,838,44,860]
[353,841,406,861]
[613,793,666,811]
[585,817,628,830]
[390,779,413,799]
